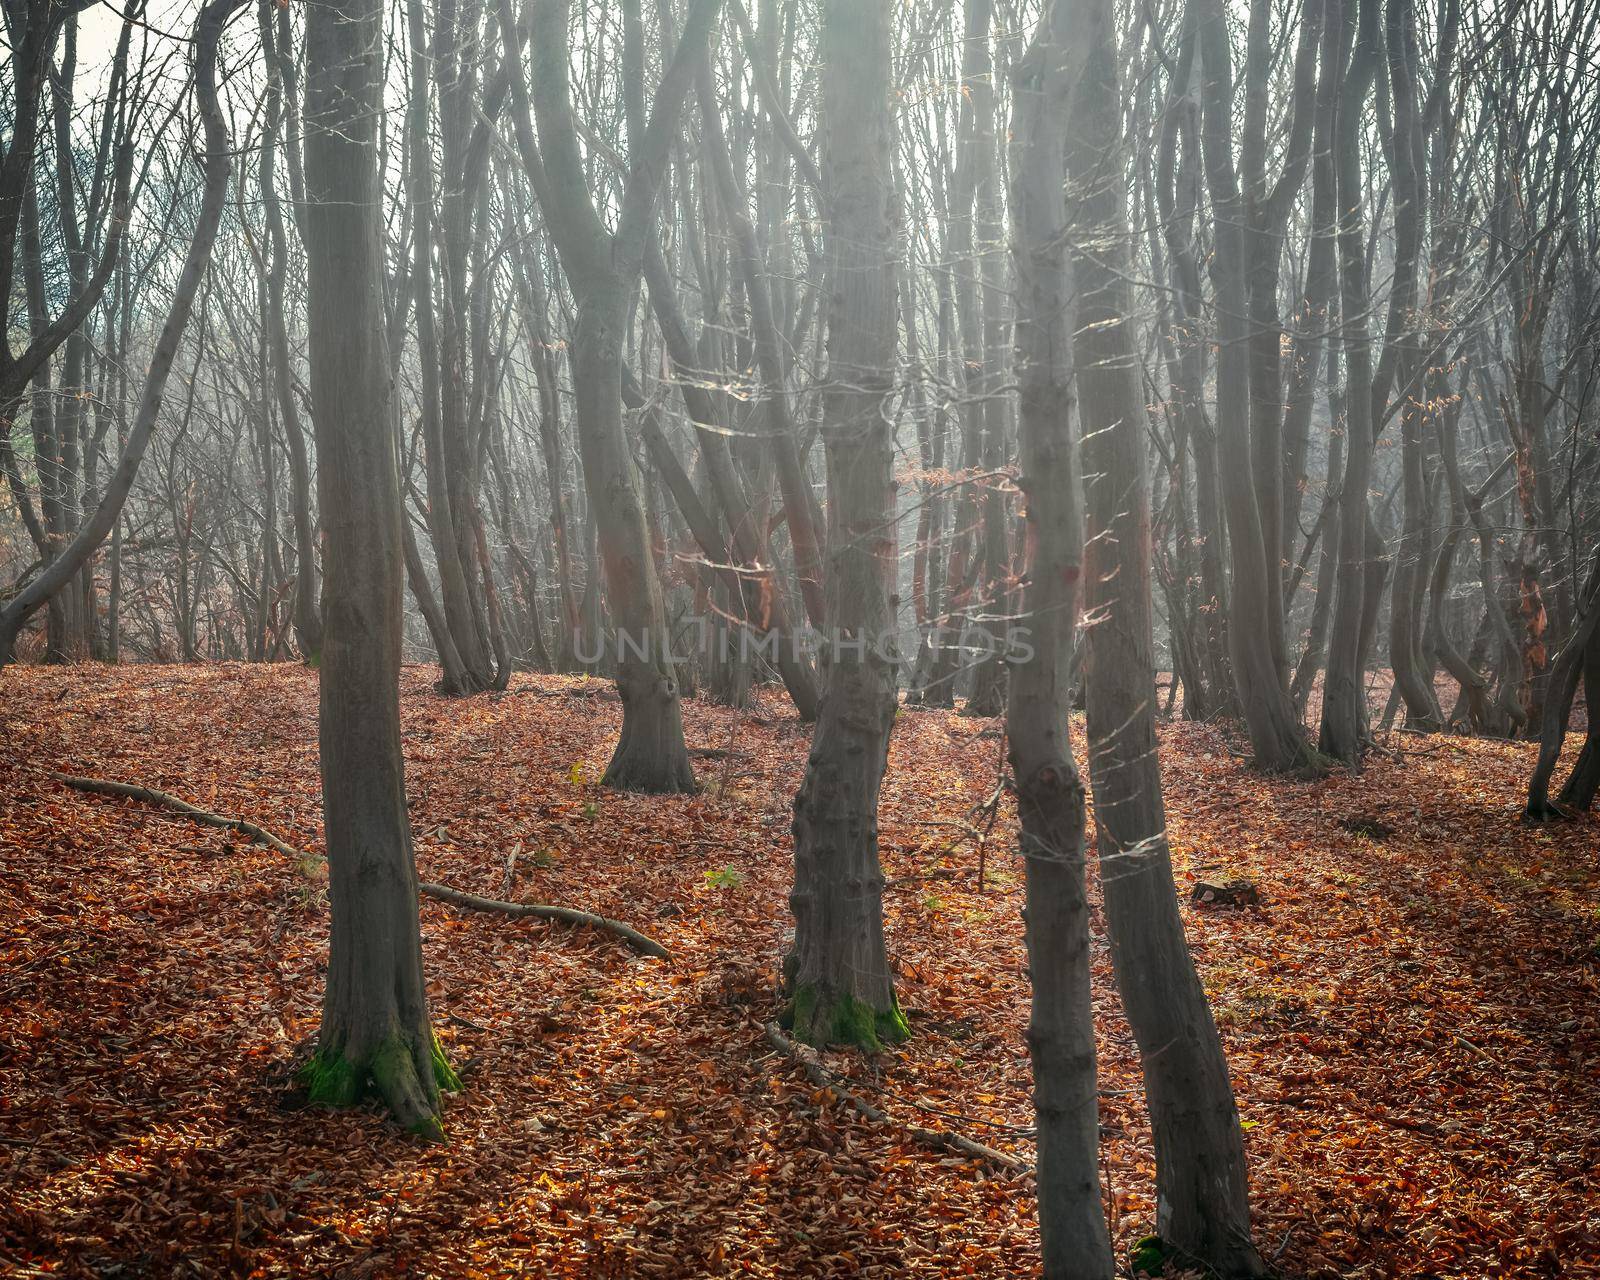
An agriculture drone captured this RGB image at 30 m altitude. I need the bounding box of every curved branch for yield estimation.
[47,772,671,959]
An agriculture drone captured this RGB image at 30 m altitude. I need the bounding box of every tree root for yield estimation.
[302,1029,457,1140]
[761,1020,1028,1175]
[48,771,671,958]
[785,983,910,1053]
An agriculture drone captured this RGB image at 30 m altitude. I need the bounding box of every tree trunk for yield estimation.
[1067,11,1264,1273]
[301,0,456,1136]
[1319,0,1383,763]
[575,284,697,793]
[1526,548,1600,818]
[259,0,323,664]
[1195,0,1322,772]
[1007,10,1115,1273]
[1379,0,1442,730]
[785,0,906,1052]
[405,0,494,693]
[522,0,717,792]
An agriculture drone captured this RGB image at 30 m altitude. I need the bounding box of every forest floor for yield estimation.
[2,664,1598,1279]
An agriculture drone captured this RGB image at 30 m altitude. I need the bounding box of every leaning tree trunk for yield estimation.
[1526,548,1600,819]
[300,0,456,1136]
[784,0,906,1053]
[1067,8,1265,1272]
[1007,9,1115,1273]
[1555,629,1600,813]
[0,0,236,667]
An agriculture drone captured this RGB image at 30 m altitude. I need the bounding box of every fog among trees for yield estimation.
[3,0,1599,1274]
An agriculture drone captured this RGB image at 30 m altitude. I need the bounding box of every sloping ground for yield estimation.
[1,663,1596,1279]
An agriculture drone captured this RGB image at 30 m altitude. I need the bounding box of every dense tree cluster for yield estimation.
[4,0,1598,1271]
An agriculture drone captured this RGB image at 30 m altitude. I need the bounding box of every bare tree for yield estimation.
[1006,1,1112,1269]
[516,0,723,792]
[298,0,457,1134]
[0,0,232,665]
[783,0,906,1050]
[1068,0,1263,1269]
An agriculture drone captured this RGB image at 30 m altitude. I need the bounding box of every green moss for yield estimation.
[784,983,817,1034]
[431,1031,462,1093]
[300,1050,360,1108]
[1302,748,1341,777]
[875,998,911,1045]
[1129,1235,1168,1276]
[786,985,911,1053]
[300,1028,460,1131]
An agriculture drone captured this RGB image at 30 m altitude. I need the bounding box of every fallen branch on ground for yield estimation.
[47,771,670,959]
[415,883,669,958]
[761,1020,1028,1175]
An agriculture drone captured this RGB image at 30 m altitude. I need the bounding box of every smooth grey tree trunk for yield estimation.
[258,0,322,665]
[300,0,456,1136]
[1068,9,1264,1273]
[521,0,718,793]
[1319,0,1384,763]
[785,0,906,1052]
[1195,0,1324,773]
[1007,7,1115,1274]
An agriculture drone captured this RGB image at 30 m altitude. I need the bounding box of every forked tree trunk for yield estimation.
[784,0,905,1053]
[574,283,697,794]
[1007,10,1114,1274]
[301,0,456,1136]
[522,0,716,792]
[1067,9,1263,1273]
[1320,0,1384,763]
[1195,0,1322,773]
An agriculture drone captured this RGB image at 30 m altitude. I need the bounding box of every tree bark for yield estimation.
[259,0,322,664]
[1007,9,1115,1272]
[521,0,722,792]
[1319,0,1385,763]
[785,0,906,1052]
[1526,549,1600,818]
[1067,9,1264,1272]
[301,0,456,1135]
[1195,0,1323,772]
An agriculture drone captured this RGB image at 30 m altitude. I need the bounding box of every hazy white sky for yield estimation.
[72,0,195,70]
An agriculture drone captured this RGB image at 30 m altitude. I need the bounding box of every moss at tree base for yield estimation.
[299,1027,460,1138]
[1129,1235,1169,1276]
[430,1030,463,1092]
[300,1049,361,1108]
[785,984,911,1053]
